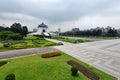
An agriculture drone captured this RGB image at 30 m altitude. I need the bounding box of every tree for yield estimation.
[10,23,28,37]
[0,31,14,40]
[107,29,118,37]
[10,23,22,34]
[0,26,4,31]
[8,33,23,40]
[0,31,22,40]
[0,26,10,31]
[22,26,28,36]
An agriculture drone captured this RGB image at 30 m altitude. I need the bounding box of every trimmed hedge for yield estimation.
[41,52,61,58]
[0,61,7,67]
[71,65,78,76]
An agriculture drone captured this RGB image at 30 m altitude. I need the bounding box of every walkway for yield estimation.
[46,38,120,79]
[0,47,57,59]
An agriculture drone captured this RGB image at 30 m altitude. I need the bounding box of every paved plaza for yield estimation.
[47,38,120,79]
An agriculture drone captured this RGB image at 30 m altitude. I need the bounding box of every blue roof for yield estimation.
[38,22,48,28]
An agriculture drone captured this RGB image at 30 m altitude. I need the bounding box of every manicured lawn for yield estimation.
[0,52,117,80]
[0,35,57,52]
[11,40,56,49]
[24,35,39,40]
[52,36,89,43]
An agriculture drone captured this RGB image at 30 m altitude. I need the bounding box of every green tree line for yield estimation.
[60,28,118,37]
[0,23,28,40]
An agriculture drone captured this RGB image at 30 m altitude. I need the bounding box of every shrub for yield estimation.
[0,61,7,67]
[26,44,34,48]
[41,52,61,58]
[71,65,78,76]
[11,43,25,49]
[0,31,14,40]
[3,43,10,48]
[8,33,23,40]
[5,73,15,80]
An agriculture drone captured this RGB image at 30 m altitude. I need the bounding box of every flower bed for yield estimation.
[67,60,100,80]
[41,52,61,58]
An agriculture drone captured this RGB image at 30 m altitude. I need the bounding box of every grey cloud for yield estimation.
[0,0,23,13]
[0,0,120,24]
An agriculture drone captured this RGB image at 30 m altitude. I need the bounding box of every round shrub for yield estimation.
[71,65,78,76]
[5,73,15,80]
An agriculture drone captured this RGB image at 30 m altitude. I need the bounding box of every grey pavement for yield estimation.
[46,38,120,80]
[0,47,58,59]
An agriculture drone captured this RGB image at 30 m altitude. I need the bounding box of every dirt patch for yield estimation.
[67,60,100,80]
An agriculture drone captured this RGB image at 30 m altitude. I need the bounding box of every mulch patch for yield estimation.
[41,52,61,58]
[67,60,100,80]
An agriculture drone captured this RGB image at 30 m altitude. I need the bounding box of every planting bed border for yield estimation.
[67,60,100,80]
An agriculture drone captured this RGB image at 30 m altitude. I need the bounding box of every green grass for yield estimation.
[24,35,39,40]
[7,40,56,49]
[0,52,117,80]
[0,44,12,52]
[0,35,57,52]
[0,44,3,48]
[52,36,89,43]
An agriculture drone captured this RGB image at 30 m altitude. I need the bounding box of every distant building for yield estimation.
[72,28,80,32]
[29,22,49,36]
[38,22,48,28]
[117,29,120,34]
[33,28,38,32]
[38,22,48,33]
[58,28,61,33]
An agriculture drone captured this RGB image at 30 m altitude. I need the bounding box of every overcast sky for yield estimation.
[0,0,120,31]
